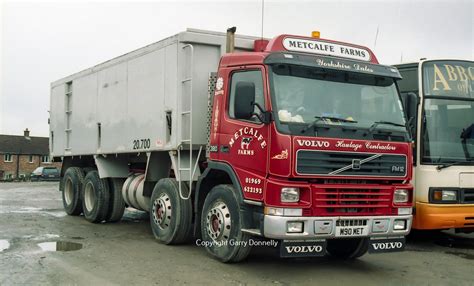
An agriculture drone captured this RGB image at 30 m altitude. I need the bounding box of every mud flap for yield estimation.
[280,240,327,258]
[368,237,406,253]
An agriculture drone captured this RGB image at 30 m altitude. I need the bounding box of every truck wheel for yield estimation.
[61,167,85,216]
[326,238,369,259]
[82,170,110,223]
[201,184,251,263]
[106,178,126,222]
[150,178,192,244]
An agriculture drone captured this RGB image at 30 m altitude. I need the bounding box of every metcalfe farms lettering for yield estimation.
[283,37,371,62]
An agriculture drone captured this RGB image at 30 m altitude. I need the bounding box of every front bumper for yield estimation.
[413,202,474,230]
[264,214,412,239]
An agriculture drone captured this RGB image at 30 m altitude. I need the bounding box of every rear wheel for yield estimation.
[61,167,84,216]
[106,178,126,222]
[82,170,110,223]
[326,238,369,259]
[150,178,193,244]
[201,184,251,263]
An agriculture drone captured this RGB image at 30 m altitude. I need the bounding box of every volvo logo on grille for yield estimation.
[352,159,361,170]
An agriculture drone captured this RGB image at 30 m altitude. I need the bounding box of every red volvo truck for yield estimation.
[50,28,413,262]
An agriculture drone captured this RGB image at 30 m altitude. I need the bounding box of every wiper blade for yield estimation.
[301,116,357,134]
[437,160,474,171]
[366,121,406,135]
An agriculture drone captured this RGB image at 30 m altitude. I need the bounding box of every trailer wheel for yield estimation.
[61,167,85,216]
[326,238,369,259]
[200,184,251,263]
[150,178,192,244]
[106,178,126,222]
[82,170,110,223]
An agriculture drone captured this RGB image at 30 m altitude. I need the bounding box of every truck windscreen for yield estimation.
[269,64,408,140]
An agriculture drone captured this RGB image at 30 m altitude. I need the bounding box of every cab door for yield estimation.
[218,66,270,201]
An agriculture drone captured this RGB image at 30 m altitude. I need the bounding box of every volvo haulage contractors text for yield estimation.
[397,59,474,232]
[50,28,414,262]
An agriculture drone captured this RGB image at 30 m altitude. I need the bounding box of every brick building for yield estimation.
[0,129,61,180]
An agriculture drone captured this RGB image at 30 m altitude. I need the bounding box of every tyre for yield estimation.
[82,170,110,223]
[60,167,85,216]
[326,238,369,259]
[200,184,251,263]
[150,178,193,245]
[106,178,126,222]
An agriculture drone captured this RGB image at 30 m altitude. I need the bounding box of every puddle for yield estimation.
[445,251,474,260]
[0,207,66,218]
[0,240,10,252]
[38,241,83,252]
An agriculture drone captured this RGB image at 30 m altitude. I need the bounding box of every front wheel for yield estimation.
[200,184,251,263]
[326,238,369,259]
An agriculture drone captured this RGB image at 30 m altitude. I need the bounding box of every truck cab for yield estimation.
[200,34,413,259]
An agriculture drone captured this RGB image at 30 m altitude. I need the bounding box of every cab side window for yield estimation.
[228,70,265,122]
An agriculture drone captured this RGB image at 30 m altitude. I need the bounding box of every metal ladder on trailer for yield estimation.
[177,44,202,200]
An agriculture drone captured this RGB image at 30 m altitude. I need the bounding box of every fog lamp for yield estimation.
[393,219,407,230]
[287,221,304,233]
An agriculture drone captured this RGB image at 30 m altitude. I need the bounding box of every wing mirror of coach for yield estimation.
[405,92,419,139]
[234,82,256,120]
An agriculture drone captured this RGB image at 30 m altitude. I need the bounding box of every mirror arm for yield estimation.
[252,102,272,124]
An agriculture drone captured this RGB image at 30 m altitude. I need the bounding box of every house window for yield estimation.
[41,156,50,163]
[4,154,13,162]
[28,155,34,163]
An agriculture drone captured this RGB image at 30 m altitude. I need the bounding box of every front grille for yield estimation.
[313,185,393,216]
[462,189,474,203]
[336,219,368,227]
[297,150,407,177]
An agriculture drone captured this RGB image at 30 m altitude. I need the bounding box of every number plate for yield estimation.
[335,225,368,237]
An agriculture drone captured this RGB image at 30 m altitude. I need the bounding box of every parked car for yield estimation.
[30,167,60,181]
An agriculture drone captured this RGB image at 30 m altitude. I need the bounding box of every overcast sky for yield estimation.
[0,0,472,137]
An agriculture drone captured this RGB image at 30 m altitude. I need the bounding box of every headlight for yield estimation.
[281,187,300,203]
[431,189,458,203]
[394,189,409,204]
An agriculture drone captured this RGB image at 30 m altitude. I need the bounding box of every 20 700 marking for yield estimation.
[132,139,151,150]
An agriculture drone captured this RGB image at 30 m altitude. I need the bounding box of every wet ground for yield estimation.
[1,182,473,285]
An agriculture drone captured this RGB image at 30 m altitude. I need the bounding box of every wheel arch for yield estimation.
[194,161,244,238]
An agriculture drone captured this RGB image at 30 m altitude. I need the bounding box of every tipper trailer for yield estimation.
[396,59,474,232]
[51,28,414,262]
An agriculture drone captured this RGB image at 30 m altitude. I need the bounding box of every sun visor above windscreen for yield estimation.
[264,53,402,79]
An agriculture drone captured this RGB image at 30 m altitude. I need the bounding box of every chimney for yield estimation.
[24,128,30,138]
[226,27,237,53]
